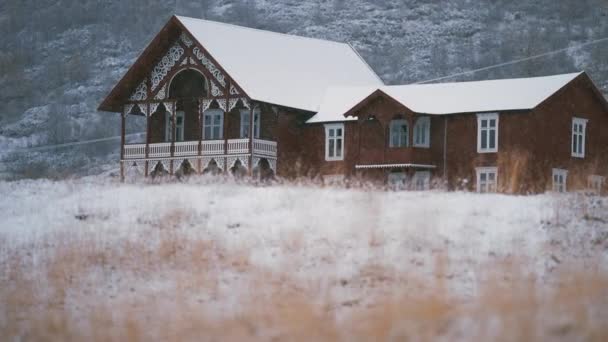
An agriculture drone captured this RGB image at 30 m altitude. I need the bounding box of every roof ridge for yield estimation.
[176,15,352,48]
[401,71,583,87]
[347,42,384,85]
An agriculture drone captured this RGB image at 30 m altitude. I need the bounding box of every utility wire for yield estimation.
[5,133,144,153]
[414,36,608,84]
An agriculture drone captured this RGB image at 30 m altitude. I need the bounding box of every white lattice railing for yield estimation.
[149,142,171,158]
[174,141,199,157]
[123,143,146,159]
[201,140,224,155]
[227,138,249,154]
[253,139,277,157]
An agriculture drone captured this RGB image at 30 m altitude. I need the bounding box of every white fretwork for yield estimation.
[164,102,175,117]
[201,99,214,113]
[202,157,224,171]
[180,58,188,66]
[126,161,145,178]
[189,57,196,65]
[136,103,147,116]
[216,99,227,112]
[148,160,170,175]
[230,84,239,95]
[124,104,135,116]
[180,32,194,48]
[151,43,185,91]
[149,103,161,115]
[155,83,167,100]
[228,98,240,112]
[227,156,249,170]
[241,98,251,109]
[129,79,148,101]
[253,157,276,172]
[210,80,224,97]
[193,46,226,87]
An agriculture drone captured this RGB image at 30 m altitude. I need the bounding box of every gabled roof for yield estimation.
[99,16,383,113]
[176,16,383,112]
[307,72,586,123]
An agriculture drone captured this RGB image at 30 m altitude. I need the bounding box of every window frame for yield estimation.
[552,168,568,193]
[477,113,499,153]
[165,110,185,142]
[324,123,345,161]
[571,117,588,158]
[587,175,605,193]
[389,119,409,148]
[476,167,498,193]
[413,116,431,148]
[413,171,431,190]
[203,109,224,140]
[239,107,261,139]
[387,171,407,190]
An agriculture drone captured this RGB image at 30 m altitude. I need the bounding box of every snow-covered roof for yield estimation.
[177,16,384,112]
[307,72,583,123]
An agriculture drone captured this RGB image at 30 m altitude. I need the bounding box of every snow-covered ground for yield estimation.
[1,176,607,340]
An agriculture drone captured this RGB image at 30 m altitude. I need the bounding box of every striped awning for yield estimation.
[355,163,436,170]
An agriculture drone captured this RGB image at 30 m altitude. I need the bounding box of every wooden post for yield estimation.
[197,99,203,174]
[170,101,176,175]
[145,103,151,177]
[120,107,126,182]
[248,102,254,176]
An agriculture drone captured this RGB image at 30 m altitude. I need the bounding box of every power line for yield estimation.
[414,36,608,84]
[5,133,144,153]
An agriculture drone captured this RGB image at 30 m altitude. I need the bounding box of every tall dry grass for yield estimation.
[1,207,607,341]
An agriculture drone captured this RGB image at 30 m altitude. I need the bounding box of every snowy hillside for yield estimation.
[1,178,607,339]
[1,0,608,179]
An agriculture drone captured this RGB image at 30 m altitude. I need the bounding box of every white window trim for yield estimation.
[413,171,431,190]
[388,171,407,190]
[389,119,408,148]
[240,108,261,139]
[165,110,185,142]
[476,167,498,193]
[324,123,345,161]
[477,113,499,153]
[203,109,224,140]
[552,168,568,193]
[588,175,605,193]
[571,117,588,158]
[413,116,431,148]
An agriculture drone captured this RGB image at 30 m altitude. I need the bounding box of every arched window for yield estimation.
[413,117,430,148]
[389,119,408,147]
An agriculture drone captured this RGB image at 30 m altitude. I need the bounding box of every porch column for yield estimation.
[120,107,126,182]
[144,103,150,177]
[197,99,203,174]
[170,101,176,175]
[248,102,254,176]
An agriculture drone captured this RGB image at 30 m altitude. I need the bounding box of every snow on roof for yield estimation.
[177,16,384,112]
[307,72,583,123]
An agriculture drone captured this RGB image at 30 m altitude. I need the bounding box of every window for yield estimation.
[572,117,587,158]
[588,175,605,193]
[203,109,223,140]
[389,119,408,147]
[413,171,431,190]
[388,171,407,190]
[240,107,260,139]
[552,169,568,193]
[325,123,344,161]
[477,113,499,153]
[476,167,498,193]
[413,117,431,148]
[165,111,185,142]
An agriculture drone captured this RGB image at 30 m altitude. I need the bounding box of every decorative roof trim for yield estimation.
[355,163,437,169]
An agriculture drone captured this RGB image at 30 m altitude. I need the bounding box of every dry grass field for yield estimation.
[1,177,607,341]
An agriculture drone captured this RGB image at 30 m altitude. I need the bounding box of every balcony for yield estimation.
[123,139,277,160]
